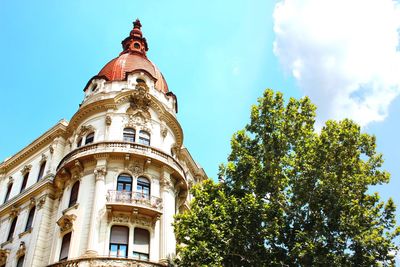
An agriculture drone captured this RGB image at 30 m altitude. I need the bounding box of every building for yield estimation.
[0,19,206,267]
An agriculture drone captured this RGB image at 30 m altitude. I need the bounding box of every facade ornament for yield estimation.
[128,162,143,177]
[49,144,54,154]
[111,214,130,224]
[130,82,151,112]
[94,166,107,181]
[160,124,168,139]
[7,176,13,185]
[57,214,77,234]
[78,125,95,137]
[71,160,84,180]
[29,197,36,208]
[0,249,9,266]
[16,241,26,258]
[10,205,20,218]
[40,153,48,164]
[105,115,112,126]
[37,195,47,210]
[20,164,32,175]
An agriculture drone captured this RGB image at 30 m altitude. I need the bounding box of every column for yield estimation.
[84,161,107,256]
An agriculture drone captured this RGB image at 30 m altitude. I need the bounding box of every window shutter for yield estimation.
[110,226,129,244]
[133,228,150,254]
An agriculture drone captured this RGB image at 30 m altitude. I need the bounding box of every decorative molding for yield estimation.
[77,125,96,137]
[7,176,13,185]
[111,213,130,224]
[39,154,48,164]
[128,162,143,177]
[62,203,79,215]
[57,214,77,234]
[0,248,9,266]
[37,194,47,210]
[160,123,168,139]
[21,164,32,175]
[94,166,107,181]
[29,197,36,208]
[18,228,32,238]
[16,241,26,258]
[105,115,112,126]
[9,205,20,218]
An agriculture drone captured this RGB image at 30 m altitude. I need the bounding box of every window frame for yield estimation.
[37,161,46,181]
[4,183,12,203]
[123,128,136,143]
[85,132,95,145]
[68,181,80,208]
[136,177,150,199]
[25,206,36,231]
[59,232,72,261]
[7,216,17,241]
[117,174,133,192]
[132,227,150,260]
[109,225,129,258]
[138,130,150,146]
[20,172,29,192]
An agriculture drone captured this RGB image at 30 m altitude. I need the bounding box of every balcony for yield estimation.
[106,190,162,217]
[57,141,186,181]
[47,256,165,267]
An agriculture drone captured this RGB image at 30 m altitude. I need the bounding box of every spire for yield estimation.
[121,19,149,56]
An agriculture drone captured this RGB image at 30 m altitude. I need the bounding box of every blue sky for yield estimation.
[1,0,399,234]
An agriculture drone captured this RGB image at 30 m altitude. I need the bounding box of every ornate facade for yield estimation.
[0,20,206,267]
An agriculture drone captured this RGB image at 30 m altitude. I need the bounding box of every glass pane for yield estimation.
[85,133,94,144]
[118,245,127,257]
[110,244,118,257]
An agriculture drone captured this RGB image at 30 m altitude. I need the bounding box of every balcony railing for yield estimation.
[106,190,162,211]
[57,141,185,180]
[47,256,165,267]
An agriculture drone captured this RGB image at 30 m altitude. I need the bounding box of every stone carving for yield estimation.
[0,249,9,266]
[105,115,112,126]
[10,205,20,218]
[49,144,54,154]
[128,163,143,177]
[111,214,130,223]
[29,197,36,208]
[57,214,77,234]
[160,124,168,139]
[16,241,25,257]
[21,164,32,175]
[130,83,151,112]
[94,166,107,181]
[78,125,95,137]
[40,153,48,164]
[7,176,13,185]
[37,194,47,209]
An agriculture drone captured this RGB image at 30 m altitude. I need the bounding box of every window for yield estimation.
[138,130,150,146]
[4,183,12,203]
[136,78,145,83]
[117,174,132,191]
[7,217,17,241]
[68,181,80,207]
[59,232,71,261]
[77,138,82,148]
[85,132,94,145]
[37,161,46,181]
[16,255,24,267]
[133,228,150,260]
[123,128,135,143]
[109,226,129,258]
[20,173,29,192]
[136,177,150,199]
[25,206,35,231]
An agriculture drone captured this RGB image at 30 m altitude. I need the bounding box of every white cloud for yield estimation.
[273,0,400,127]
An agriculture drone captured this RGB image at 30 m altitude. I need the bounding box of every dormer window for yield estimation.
[134,43,140,49]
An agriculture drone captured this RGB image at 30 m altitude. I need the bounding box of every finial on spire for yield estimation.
[121,19,149,56]
[133,18,142,29]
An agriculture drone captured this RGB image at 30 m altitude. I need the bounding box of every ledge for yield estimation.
[18,228,32,238]
[0,240,12,248]
[47,256,166,267]
[62,203,79,215]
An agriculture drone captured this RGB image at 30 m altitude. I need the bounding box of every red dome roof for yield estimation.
[98,53,169,93]
[94,19,169,93]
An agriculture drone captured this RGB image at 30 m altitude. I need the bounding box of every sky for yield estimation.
[1,0,400,252]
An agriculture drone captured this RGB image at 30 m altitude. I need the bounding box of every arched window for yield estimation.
[85,132,95,145]
[123,128,136,143]
[4,183,12,203]
[37,161,46,181]
[20,172,29,193]
[133,228,150,260]
[59,232,71,261]
[109,226,129,258]
[7,217,17,241]
[137,177,150,199]
[68,181,80,207]
[138,130,150,146]
[16,255,24,267]
[25,206,35,231]
[117,174,132,191]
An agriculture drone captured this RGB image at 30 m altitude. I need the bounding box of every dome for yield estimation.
[93,19,169,93]
[98,53,169,93]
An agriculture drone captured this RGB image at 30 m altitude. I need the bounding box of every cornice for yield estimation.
[180,148,207,181]
[0,121,68,174]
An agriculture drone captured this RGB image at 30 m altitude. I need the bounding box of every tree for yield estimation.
[174,89,400,267]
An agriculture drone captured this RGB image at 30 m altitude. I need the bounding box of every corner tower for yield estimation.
[0,20,206,267]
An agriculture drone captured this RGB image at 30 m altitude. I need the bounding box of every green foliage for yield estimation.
[174,89,399,266]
